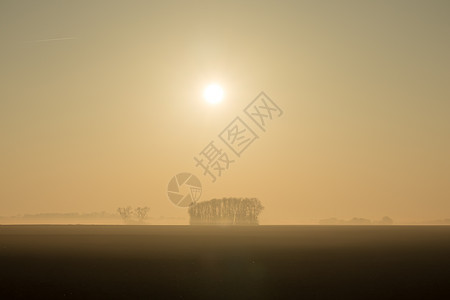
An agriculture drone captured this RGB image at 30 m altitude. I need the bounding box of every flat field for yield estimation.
[1,225,449,299]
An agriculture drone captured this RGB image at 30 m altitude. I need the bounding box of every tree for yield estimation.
[188,197,264,225]
[117,206,133,224]
[378,216,394,225]
[135,207,150,223]
[347,217,371,225]
[117,206,151,224]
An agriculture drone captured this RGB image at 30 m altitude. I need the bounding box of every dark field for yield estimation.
[1,225,450,299]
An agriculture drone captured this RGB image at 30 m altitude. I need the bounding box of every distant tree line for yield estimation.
[117,206,150,224]
[188,198,264,225]
[319,216,394,225]
[19,212,114,219]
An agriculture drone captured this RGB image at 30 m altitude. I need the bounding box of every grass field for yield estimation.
[1,225,450,299]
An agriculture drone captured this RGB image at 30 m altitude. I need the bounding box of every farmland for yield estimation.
[1,225,450,299]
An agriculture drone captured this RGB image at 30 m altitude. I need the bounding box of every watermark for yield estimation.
[167,173,202,207]
[244,92,283,132]
[194,91,283,182]
[193,141,235,183]
[219,117,259,157]
[167,91,283,207]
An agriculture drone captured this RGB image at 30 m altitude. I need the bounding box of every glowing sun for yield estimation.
[203,84,224,104]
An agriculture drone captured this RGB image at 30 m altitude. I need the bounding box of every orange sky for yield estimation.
[1,1,449,224]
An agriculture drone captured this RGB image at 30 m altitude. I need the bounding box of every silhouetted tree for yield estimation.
[347,217,371,225]
[135,207,150,223]
[117,206,133,224]
[188,197,264,225]
[377,216,394,225]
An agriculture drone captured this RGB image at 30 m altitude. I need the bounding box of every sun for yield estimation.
[203,84,224,104]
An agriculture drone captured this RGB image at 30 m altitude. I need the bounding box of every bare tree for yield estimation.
[117,206,133,224]
[135,207,150,223]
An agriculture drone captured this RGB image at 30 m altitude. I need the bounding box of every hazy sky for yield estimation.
[1,0,449,223]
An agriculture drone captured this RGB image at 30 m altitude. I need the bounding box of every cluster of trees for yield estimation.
[117,206,150,224]
[188,197,264,225]
[319,216,394,225]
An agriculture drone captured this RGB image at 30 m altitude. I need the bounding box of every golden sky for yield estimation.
[1,1,449,223]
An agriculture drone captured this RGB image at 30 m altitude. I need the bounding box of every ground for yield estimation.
[1,225,450,299]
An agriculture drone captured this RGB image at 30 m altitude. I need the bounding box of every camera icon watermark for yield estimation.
[167,173,202,207]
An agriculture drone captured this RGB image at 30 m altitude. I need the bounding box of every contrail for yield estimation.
[24,37,77,44]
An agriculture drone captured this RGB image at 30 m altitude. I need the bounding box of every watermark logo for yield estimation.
[194,91,283,183]
[244,92,283,132]
[167,91,284,206]
[167,173,202,207]
[194,141,235,183]
[219,117,259,157]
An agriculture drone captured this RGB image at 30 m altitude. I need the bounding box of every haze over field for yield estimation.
[1,1,449,224]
